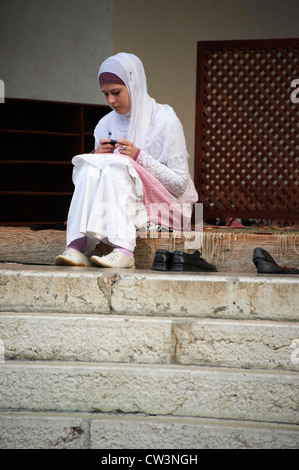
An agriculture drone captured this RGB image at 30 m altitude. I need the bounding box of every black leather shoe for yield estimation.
[253,247,299,274]
[170,250,217,272]
[151,249,173,271]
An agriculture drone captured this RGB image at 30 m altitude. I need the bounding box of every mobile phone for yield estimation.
[103,139,117,146]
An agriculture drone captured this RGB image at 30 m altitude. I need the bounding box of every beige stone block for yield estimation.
[90,414,299,450]
[0,412,88,449]
[111,272,299,320]
[0,313,173,364]
[174,319,299,371]
[1,362,298,424]
[0,265,110,313]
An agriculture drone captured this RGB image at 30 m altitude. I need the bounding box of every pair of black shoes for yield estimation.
[253,247,299,274]
[151,249,217,272]
[151,247,299,274]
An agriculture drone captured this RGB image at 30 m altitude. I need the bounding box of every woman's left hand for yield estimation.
[115,138,138,159]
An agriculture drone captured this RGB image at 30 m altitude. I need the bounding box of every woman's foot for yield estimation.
[55,247,91,267]
[91,248,135,268]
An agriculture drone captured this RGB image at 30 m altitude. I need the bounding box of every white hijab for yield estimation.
[98,52,157,150]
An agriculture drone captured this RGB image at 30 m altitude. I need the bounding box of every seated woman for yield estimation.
[55,52,198,268]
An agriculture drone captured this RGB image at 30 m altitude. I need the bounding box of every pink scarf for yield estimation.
[127,157,194,230]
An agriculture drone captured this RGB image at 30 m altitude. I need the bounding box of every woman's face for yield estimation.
[101,83,131,114]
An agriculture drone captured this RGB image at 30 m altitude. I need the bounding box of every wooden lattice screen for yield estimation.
[194,38,299,221]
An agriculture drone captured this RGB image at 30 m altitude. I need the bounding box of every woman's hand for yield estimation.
[94,139,116,154]
[115,138,138,159]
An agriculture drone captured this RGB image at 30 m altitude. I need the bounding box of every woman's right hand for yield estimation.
[94,139,116,154]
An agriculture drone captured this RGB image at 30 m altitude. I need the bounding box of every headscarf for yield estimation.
[99,72,125,87]
[98,52,157,149]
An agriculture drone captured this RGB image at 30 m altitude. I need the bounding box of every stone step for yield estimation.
[1,411,298,449]
[1,313,299,371]
[1,264,298,320]
[1,361,298,425]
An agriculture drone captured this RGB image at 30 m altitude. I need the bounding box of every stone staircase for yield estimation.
[0,263,298,449]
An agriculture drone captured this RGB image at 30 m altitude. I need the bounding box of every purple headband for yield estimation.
[99,72,125,87]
